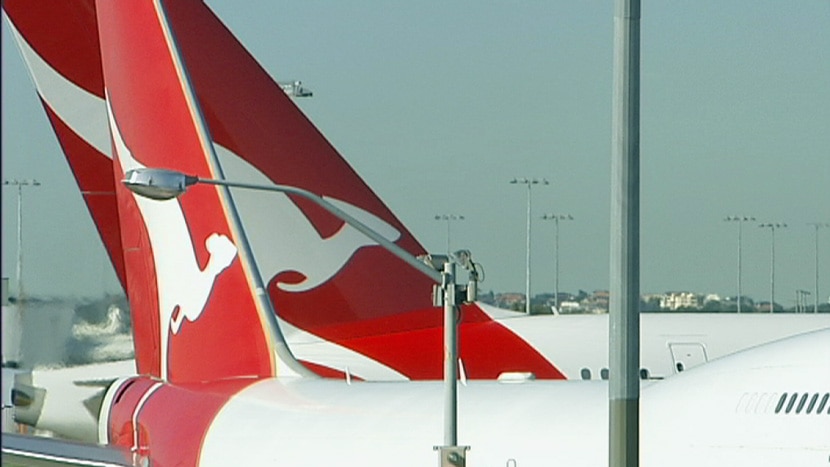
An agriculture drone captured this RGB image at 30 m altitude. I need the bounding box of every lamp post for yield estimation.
[610,0,640,465]
[796,290,811,313]
[808,223,829,313]
[123,168,470,465]
[724,216,754,313]
[435,214,464,255]
[759,223,786,313]
[510,178,548,314]
[3,179,41,302]
[541,214,573,313]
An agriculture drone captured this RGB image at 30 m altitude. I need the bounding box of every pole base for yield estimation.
[433,445,470,467]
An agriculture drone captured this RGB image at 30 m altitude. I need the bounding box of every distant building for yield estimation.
[660,292,700,311]
[558,301,582,313]
[494,293,525,310]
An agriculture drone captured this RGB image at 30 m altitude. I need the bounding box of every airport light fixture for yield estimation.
[758,223,787,313]
[724,216,755,313]
[123,168,470,464]
[434,214,464,255]
[278,80,313,98]
[3,179,41,302]
[541,213,573,313]
[509,177,549,314]
[808,223,829,313]
[795,290,811,313]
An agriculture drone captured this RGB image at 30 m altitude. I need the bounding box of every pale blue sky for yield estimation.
[3,2,829,304]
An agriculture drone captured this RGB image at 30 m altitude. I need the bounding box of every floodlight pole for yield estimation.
[510,177,548,314]
[759,223,786,312]
[435,214,464,255]
[808,223,829,313]
[542,214,573,312]
[3,180,41,302]
[724,216,754,313]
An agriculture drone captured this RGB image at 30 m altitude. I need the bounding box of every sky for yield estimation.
[2,1,829,305]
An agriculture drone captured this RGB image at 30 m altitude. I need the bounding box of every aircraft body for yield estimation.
[97,328,827,467]
[0,2,828,465]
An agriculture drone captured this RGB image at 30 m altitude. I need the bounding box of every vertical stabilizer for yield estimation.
[97,0,305,382]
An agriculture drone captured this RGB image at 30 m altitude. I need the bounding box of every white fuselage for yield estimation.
[198,329,830,466]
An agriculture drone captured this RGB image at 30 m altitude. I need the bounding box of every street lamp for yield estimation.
[759,223,787,312]
[808,223,829,313]
[3,179,41,302]
[509,177,549,314]
[435,214,464,255]
[796,290,811,313]
[724,216,755,313]
[123,168,472,465]
[541,213,573,313]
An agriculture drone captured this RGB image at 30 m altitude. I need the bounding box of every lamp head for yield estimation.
[123,168,198,200]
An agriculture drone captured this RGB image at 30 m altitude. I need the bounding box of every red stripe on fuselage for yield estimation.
[107,377,256,466]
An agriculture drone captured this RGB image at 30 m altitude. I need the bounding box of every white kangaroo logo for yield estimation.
[169,233,237,334]
[107,96,237,377]
[214,144,401,294]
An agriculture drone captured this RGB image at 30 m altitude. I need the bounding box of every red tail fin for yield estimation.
[97,0,309,382]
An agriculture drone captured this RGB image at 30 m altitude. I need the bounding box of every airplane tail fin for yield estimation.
[96,0,308,382]
[3,1,562,381]
[3,0,436,355]
[2,3,127,293]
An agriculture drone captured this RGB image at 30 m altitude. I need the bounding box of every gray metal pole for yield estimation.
[554,216,560,312]
[447,217,452,255]
[3,180,40,303]
[817,227,820,313]
[16,184,23,302]
[737,219,742,313]
[725,216,754,313]
[511,178,547,314]
[771,227,775,312]
[442,261,458,447]
[526,183,532,315]
[542,214,573,313]
[809,223,828,313]
[759,223,786,312]
[610,0,640,465]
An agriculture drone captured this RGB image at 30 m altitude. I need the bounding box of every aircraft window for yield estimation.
[762,392,779,414]
[675,362,684,373]
[774,393,787,414]
[600,368,609,380]
[818,394,829,414]
[580,368,591,380]
[745,392,759,414]
[785,393,798,414]
[639,368,650,380]
[795,393,808,414]
[756,393,771,414]
[735,393,749,413]
[806,394,818,414]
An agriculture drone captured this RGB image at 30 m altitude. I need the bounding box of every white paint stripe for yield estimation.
[131,382,163,453]
[1,448,128,467]
[6,18,112,158]
[279,318,408,381]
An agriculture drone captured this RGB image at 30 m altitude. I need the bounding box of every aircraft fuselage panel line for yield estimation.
[1,432,132,467]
